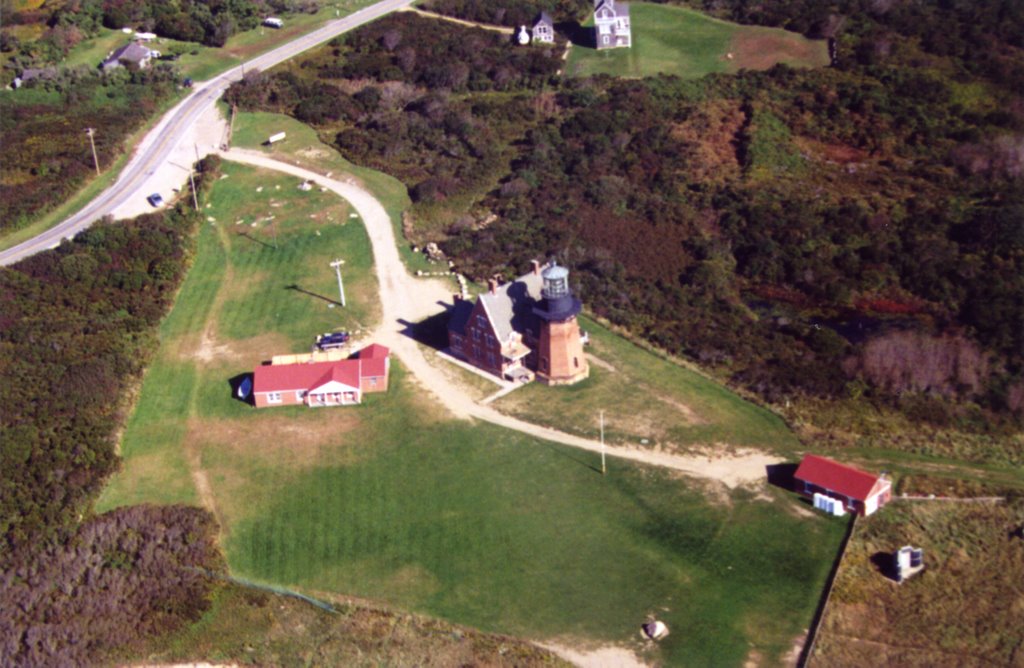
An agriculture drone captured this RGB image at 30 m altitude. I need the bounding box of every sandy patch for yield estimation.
[111,102,229,220]
[728,31,828,72]
[654,394,704,425]
[781,630,808,666]
[541,642,649,668]
[586,353,617,373]
[187,411,363,470]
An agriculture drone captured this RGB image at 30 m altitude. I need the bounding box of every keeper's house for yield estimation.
[252,343,389,408]
[794,454,892,516]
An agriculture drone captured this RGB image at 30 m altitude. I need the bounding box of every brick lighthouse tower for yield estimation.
[533,262,589,385]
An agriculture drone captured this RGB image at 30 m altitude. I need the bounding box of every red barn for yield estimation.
[794,455,892,516]
[252,344,389,408]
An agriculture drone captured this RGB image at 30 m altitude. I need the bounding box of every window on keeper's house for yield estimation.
[268,392,282,403]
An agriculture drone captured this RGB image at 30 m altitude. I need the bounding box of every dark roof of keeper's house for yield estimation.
[794,455,882,501]
[534,11,553,26]
[105,42,152,66]
[478,269,545,343]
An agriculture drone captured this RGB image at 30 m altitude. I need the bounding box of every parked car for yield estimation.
[316,332,349,350]
[147,193,164,207]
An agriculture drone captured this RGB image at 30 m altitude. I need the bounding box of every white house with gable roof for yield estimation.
[593,0,631,49]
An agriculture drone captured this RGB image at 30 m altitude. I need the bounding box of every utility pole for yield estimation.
[84,128,100,175]
[189,143,200,211]
[330,259,346,307]
[600,410,606,475]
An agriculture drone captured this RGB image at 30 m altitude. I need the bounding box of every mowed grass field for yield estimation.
[98,157,847,665]
[494,315,801,455]
[567,3,829,79]
[230,110,437,274]
[813,500,1024,666]
[97,160,378,509]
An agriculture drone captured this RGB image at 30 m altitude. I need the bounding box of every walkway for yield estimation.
[219,149,775,487]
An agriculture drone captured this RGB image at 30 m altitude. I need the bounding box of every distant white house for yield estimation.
[594,0,631,50]
[101,42,157,71]
[134,31,157,41]
[532,11,555,44]
[263,17,284,28]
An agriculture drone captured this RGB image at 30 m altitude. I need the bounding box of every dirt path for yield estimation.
[218,149,775,488]
[398,6,514,34]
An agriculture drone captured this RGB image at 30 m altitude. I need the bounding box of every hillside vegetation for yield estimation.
[225,7,1024,463]
[0,158,222,664]
[813,500,1024,666]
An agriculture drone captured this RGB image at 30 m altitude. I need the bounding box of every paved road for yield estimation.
[0,0,414,267]
[220,148,776,487]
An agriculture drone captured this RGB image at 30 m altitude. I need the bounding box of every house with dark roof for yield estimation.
[793,454,892,516]
[101,42,157,71]
[448,261,589,385]
[532,12,555,44]
[252,343,390,408]
[11,67,58,89]
[593,0,630,49]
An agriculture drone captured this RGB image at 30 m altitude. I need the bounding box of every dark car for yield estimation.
[147,193,164,207]
[316,332,349,350]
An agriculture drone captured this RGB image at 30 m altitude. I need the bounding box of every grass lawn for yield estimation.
[813,500,1024,666]
[493,315,801,456]
[100,156,847,666]
[567,3,829,79]
[230,109,437,275]
[97,160,378,509]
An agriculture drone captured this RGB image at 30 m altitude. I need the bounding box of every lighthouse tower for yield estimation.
[533,263,589,385]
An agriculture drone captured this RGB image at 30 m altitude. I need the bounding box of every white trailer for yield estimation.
[266,132,286,144]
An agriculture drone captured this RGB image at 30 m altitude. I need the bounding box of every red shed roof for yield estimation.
[794,455,882,501]
[359,343,390,360]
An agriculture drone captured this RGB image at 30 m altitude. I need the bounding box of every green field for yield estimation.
[567,3,829,79]
[98,161,378,509]
[494,315,801,455]
[230,110,436,274]
[99,158,847,666]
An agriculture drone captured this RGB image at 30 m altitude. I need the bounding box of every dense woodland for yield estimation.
[2,0,318,49]
[0,65,180,233]
[227,7,1024,459]
[0,157,222,664]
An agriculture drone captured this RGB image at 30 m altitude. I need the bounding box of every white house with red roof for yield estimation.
[252,343,389,408]
[793,454,892,516]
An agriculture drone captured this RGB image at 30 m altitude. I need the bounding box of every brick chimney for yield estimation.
[488,278,498,295]
[453,294,462,302]
[531,259,541,275]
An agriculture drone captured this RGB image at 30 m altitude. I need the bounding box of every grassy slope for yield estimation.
[100,160,846,666]
[494,315,801,455]
[813,501,1024,666]
[97,161,377,509]
[128,582,568,667]
[567,3,828,79]
[229,109,436,274]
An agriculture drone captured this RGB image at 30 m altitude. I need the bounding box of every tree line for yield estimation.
[0,156,224,664]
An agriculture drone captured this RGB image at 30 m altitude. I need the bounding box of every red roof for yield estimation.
[794,455,882,501]
[254,359,360,394]
[254,343,390,393]
[359,343,390,360]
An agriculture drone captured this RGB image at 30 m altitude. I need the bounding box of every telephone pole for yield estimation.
[84,128,100,175]
[330,259,346,307]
